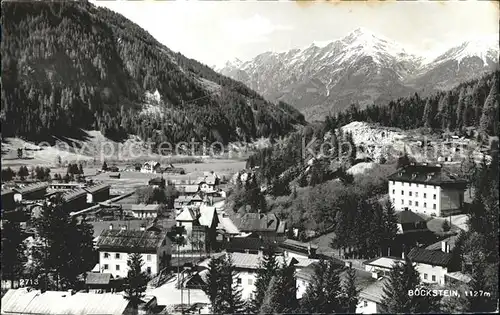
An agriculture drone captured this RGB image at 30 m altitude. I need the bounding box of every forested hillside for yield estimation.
[325,71,499,138]
[1,1,305,144]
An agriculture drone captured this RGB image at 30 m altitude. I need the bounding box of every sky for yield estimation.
[91,0,499,68]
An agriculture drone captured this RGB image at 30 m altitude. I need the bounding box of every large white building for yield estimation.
[95,229,171,278]
[388,163,468,217]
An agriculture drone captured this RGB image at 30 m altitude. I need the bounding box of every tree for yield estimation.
[124,252,150,308]
[203,255,225,314]
[31,196,95,290]
[300,259,344,313]
[1,221,27,288]
[78,163,84,175]
[252,245,279,311]
[17,148,23,159]
[382,200,398,256]
[341,267,359,313]
[381,257,441,313]
[1,167,16,181]
[259,261,298,314]
[441,219,451,232]
[221,255,247,313]
[18,166,29,180]
[479,79,499,137]
[462,253,497,312]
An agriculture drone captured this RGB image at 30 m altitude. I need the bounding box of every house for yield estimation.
[175,205,220,251]
[148,177,165,189]
[12,183,48,202]
[62,188,88,212]
[234,213,287,242]
[1,189,16,211]
[85,272,114,293]
[178,184,200,196]
[163,164,185,174]
[108,172,121,179]
[395,209,428,234]
[84,183,111,204]
[363,256,404,277]
[174,196,194,210]
[388,163,468,217]
[197,174,219,192]
[355,277,390,314]
[141,161,161,174]
[190,194,203,207]
[0,288,132,315]
[195,252,317,301]
[407,246,456,285]
[96,229,171,278]
[280,239,318,259]
[425,233,460,252]
[123,204,161,219]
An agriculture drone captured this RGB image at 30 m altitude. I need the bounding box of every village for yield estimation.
[0,154,480,314]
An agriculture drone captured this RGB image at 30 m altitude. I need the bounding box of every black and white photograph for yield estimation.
[1,0,499,314]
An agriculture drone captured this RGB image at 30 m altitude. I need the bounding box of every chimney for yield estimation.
[441,241,448,253]
[109,224,113,230]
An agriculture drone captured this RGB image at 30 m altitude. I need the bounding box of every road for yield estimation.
[147,273,210,307]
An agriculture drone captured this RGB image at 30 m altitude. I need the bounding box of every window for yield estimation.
[104,253,110,259]
[416,184,419,188]
[409,191,413,197]
[424,193,427,198]
[104,264,109,270]
[392,198,395,204]
[115,253,120,259]
[409,183,412,187]
[248,279,253,285]
[409,200,412,206]
[392,181,395,185]
[433,194,436,200]
[116,265,120,271]
[146,267,151,274]
[424,202,427,208]
[432,275,436,282]
[401,199,404,205]
[415,201,419,206]
[401,190,404,195]
[364,301,368,307]
[424,273,428,280]
[392,189,395,194]
[147,255,151,261]
[415,192,419,198]
[433,204,436,210]
[237,278,242,284]
[424,184,427,188]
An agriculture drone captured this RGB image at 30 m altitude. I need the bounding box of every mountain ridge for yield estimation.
[219,28,499,121]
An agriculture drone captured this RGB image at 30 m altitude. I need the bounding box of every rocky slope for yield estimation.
[219,28,498,121]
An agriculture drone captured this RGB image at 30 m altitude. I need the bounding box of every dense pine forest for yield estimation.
[325,71,499,138]
[1,1,305,144]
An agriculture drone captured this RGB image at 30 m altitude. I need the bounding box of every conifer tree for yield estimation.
[479,79,499,137]
[1,220,27,288]
[259,261,298,314]
[124,252,150,309]
[381,257,441,313]
[203,256,225,314]
[221,254,246,313]
[341,267,359,313]
[301,259,344,313]
[252,245,279,311]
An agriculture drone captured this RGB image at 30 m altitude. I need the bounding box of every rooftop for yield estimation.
[84,183,110,194]
[199,205,218,227]
[176,208,197,222]
[388,163,468,186]
[407,247,453,267]
[125,204,161,212]
[90,220,149,238]
[396,210,427,225]
[280,239,318,254]
[96,229,167,253]
[218,215,240,235]
[1,288,130,315]
[1,189,14,196]
[426,233,460,251]
[234,213,281,232]
[12,183,48,194]
[85,272,112,285]
[199,252,317,271]
[359,277,389,304]
[363,256,404,270]
[62,188,87,202]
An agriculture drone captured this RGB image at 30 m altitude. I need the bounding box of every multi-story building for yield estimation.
[388,163,468,217]
[96,229,171,278]
[84,183,110,204]
[407,245,457,286]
